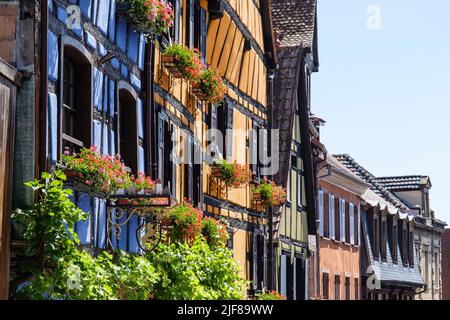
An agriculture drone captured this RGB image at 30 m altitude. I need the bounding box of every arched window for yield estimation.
[60,38,93,153]
[118,84,138,173]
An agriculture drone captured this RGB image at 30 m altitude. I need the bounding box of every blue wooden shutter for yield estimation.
[318,190,324,236]
[329,194,335,239]
[350,203,355,245]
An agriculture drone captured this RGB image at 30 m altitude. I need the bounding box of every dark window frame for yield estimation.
[59,38,93,155]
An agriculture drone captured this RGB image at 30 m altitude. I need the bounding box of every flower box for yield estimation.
[161,54,184,78]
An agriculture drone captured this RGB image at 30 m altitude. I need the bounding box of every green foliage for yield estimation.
[12,171,245,300]
[163,44,203,82]
[147,240,246,300]
[164,201,203,244]
[257,290,287,300]
[201,217,229,248]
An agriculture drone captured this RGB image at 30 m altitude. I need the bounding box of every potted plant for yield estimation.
[119,0,174,37]
[61,146,133,195]
[192,65,227,104]
[201,217,229,248]
[254,179,287,207]
[163,201,203,244]
[211,159,252,189]
[161,44,204,80]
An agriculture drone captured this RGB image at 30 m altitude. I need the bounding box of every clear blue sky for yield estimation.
[312,0,450,224]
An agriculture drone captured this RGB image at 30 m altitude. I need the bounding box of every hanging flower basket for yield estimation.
[192,65,227,104]
[119,0,174,37]
[211,160,252,189]
[191,82,207,100]
[254,179,287,207]
[161,54,184,78]
[161,44,204,81]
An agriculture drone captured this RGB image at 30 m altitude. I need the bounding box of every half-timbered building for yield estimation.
[0,0,279,298]
[270,0,319,300]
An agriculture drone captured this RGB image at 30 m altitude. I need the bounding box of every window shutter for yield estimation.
[225,104,233,160]
[252,232,258,290]
[323,192,329,237]
[199,7,207,62]
[174,0,181,43]
[356,205,360,246]
[251,124,258,176]
[187,0,195,48]
[262,128,268,178]
[184,135,194,201]
[318,190,324,236]
[329,194,335,239]
[157,114,165,181]
[349,203,355,245]
[341,199,346,242]
[334,197,340,240]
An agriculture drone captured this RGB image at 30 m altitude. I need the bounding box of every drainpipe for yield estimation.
[38,0,49,176]
[267,69,275,291]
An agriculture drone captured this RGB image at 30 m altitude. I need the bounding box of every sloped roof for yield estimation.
[375,176,431,191]
[362,213,424,287]
[334,154,410,210]
[271,0,317,48]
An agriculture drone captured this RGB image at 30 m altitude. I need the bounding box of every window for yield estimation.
[345,201,350,244]
[409,222,414,267]
[335,197,340,241]
[183,135,194,201]
[250,124,260,179]
[157,113,176,194]
[186,0,206,57]
[322,273,329,300]
[252,233,266,291]
[334,275,341,300]
[216,102,233,160]
[373,212,380,259]
[118,89,138,173]
[345,277,351,300]
[297,173,302,207]
[424,250,429,285]
[61,47,92,152]
[318,190,324,236]
[286,173,291,203]
[435,252,439,287]
[354,278,359,300]
[392,218,398,263]
[402,221,408,265]
[381,212,387,260]
[170,0,182,43]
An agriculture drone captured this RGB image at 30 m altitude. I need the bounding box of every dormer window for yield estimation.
[381,211,387,261]
[408,221,415,267]
[402,221,408,266]
[392,217,398,264]
[373,210,380,259]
